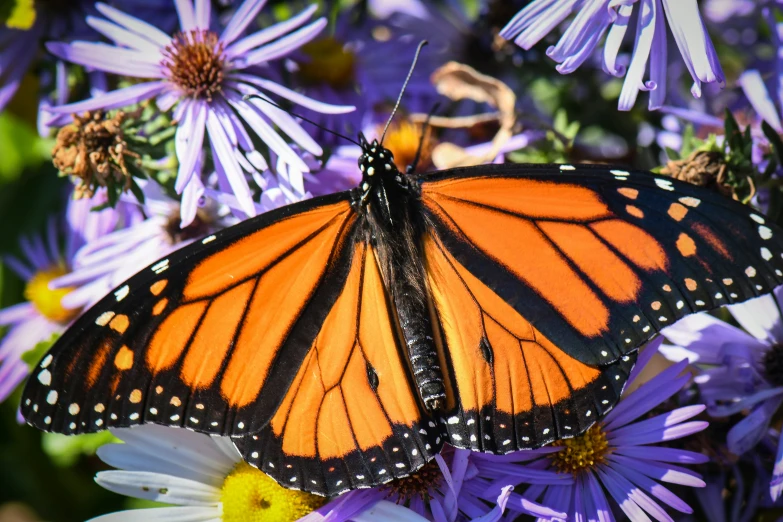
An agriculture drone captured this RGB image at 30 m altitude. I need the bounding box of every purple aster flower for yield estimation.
[483,344,709,521]
[305,445,567,522]
[661,286,783,502]
[45,0,354,225]
[0,192,126,402]
[499,0,725,111]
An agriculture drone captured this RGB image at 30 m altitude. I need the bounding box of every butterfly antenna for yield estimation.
[242,93,360,146]
[380,40,428,145]
[407,102,440,174]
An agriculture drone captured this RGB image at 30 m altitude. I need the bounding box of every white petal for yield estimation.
[88,506,220,522]
[352,500,430,522]
[728,294,783,344]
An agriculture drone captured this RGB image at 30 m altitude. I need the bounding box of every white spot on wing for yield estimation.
[41,354,53,368]
[202,235,216,244]
[38,369,51,386]
[46,391,58,404]
[655,178,675,191]
[95,311,115,326]
[762,247,773,261]
[114,285,130,302]
[560,165,576,170]
[751,214,766,224]
[760,226,773,240]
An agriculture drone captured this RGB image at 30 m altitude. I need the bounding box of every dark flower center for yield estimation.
[383,460,442,501]
[764,344,783,387]
[297,37,356,90]
[549,424,610,475]
[52,110,138,199]
[164,207,213,244]
[163,29,226,101]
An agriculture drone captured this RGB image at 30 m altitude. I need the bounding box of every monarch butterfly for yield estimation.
[19,46,783,496]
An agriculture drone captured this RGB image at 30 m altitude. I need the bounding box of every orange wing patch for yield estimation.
[424,233,601,418]
[269,242,423,460]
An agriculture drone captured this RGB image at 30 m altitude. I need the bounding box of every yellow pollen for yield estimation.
[379,120,436,172]
[24,265,78,323]
[220,462,326,522]
[297,37,356,90]
[549,425,610,475]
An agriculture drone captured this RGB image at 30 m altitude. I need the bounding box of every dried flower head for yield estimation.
[52,111,139,199]
[661,149,735,198]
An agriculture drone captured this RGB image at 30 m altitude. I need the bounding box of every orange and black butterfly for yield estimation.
[20,127,783,495]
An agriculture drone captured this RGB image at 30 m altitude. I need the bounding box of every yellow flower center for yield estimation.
[24,265,77,323]
[379,120,436,172]
[549,425,610,475]
[297,37,356,90]
[220,462,326,522]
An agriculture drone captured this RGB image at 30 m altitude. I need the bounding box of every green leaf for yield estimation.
[20,333,60,369]
[763,120,783,166]
[41,431,119,467]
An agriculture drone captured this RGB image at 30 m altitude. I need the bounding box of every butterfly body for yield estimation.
[21,151,783,495]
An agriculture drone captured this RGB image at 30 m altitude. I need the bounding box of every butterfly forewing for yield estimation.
[22,193,359,437]
[418,164,783,451]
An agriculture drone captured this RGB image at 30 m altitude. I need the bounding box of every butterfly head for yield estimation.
[358,133,398,187]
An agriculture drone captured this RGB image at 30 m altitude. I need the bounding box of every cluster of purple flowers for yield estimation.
[2,0,783,521]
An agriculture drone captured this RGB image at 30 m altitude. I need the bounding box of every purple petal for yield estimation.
[503,0,579,50]
[603,360,689,431]
[603,4,633,76]
[46,42,163,78]
[661,312,763,364]
[547,1,608,62]
[174,0,197,31]
[626,336,663,389]
[617,0,659,111]
[3,255,34,280]
[19,233,51,271]
[647,0,668,110]
[220,0,269,45]
[609,405,706,441]
[0,360,29,402]
[85,16,162,53]
[771,429,783,501]
[238,18,327,68]
[206,111,256,217]
[727,396,782,455]
[95,3,172,47]
[174,101,207,193]
[471,485,513,522]
[0,302,36,326]
[229,73,355,114]
[225,4,315,58]
[612,446,708,465]
[611,420,708,446]
[610,463,694,514]
[194,0,210,29]
[660,0,725,86]
[611,455,705,488]
[598,466,673,522]
[47,82,167,115]
[180,176,204,229]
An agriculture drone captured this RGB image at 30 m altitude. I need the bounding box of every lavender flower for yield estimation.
[0,193,125,402]
[500,0,725,111]
[486,345,708,521]
[307,446,567,522]
[661,287,783,501]
[46,0,354,225]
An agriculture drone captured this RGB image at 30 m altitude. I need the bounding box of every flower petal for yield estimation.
[175,0,197,31]
[86,16,162,53]
[95,2,172,47]
[229,73,355,114]
[220,0,269,45]
[47,82,167,115]
[727,293,783,344]
[87,506,220,522]
[771,429,783,501]
[727,396,783,455]
[238,18,327,68]
[352,500,430,522]
[225,4,315,57]
[47,42,163,78]
[660,0,725,85]
[95,470,221,505]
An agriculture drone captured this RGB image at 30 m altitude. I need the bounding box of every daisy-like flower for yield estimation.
[488,343,709,521]
[91,424,470,522]
[46,0,354,225]
[661,287,783,501]
[499,0,725,111]
[0,192,129,402]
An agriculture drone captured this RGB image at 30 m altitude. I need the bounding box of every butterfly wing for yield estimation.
[418,164,783,450]
[22,192,363,438]
[234,239,440,496]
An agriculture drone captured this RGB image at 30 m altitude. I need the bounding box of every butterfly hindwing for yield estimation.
[418,164,783,450]
[22,193,360,437]
[236,239,440,496]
